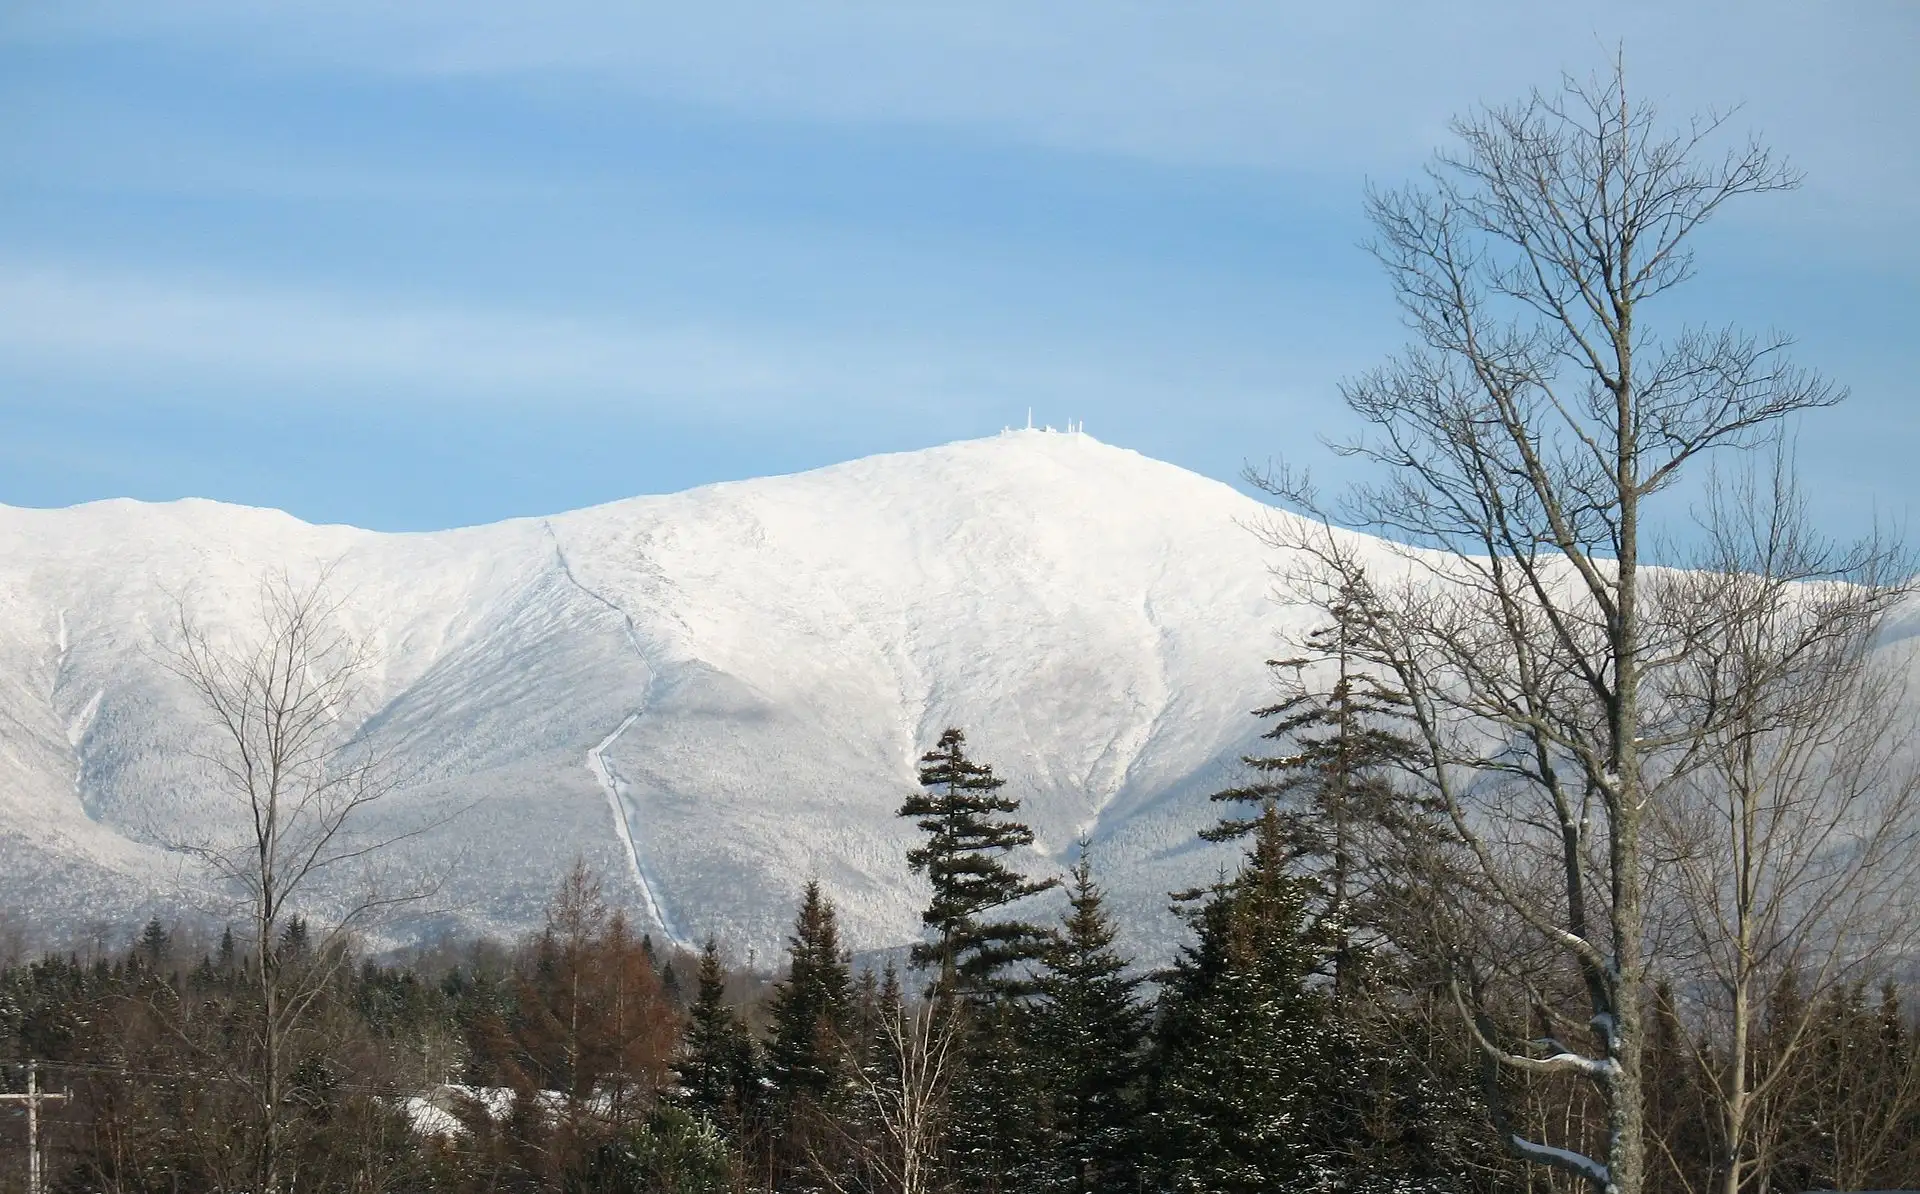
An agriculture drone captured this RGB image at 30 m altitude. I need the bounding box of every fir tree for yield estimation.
[899,729,1063,1192]
[1302,972,1494,1193]
[566,1104,734,1194]
[899,728,1059,1001]
[679,937,759,1130]
[848,965,891,1086]
[1027,854,1149,1194]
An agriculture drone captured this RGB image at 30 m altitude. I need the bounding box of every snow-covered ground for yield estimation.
[0,431,1361,960]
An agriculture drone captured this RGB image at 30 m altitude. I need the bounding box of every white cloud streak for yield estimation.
[2,4,1907,416]
[0,260,840,410]
[0,259,1188,420]
[15,0,1916,199]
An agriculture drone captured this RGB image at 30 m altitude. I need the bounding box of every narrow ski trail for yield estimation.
[545,522,687,948]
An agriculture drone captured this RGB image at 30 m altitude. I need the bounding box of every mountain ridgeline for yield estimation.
[0,431,1337,958]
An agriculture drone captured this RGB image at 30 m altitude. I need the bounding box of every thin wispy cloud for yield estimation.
[0,260,828,411]
[0,259,1179,422]
[0,97,570,208]
[19,1,1915,199]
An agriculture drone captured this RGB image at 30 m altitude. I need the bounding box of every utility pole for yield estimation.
[1,1060,69,1194]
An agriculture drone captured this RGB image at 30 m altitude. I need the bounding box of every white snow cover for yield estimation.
[0,431,1365,960]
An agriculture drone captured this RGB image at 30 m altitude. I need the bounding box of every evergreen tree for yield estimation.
[852,965,882,1057]
[1645,981,1713,1194]
[1026,854,1149,1193]
[278,915,311,962]
[1151,804,1331,1194]
[944,1004,1047,1194]
[766,880,856,1188]
[1194,587,1490,1191]
[679,937,759,1129]
[896,730,1063,1194]
[1208,577,1430,997]
[768,881,854,1103]
[878,961,903,1020]
[899,728,1059,1001]
[138,918,172,968]
[567,1104,734,1194]
[1305,974,1495,1193]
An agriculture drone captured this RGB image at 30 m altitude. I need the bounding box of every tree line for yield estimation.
[6,701,1920,1192]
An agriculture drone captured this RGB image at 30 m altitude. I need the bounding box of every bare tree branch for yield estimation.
[152,565,447,1194]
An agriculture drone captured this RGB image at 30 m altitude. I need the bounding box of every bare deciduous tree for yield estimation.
[1252,60,1901,1194]
[1650,462,1919,1194]
[160,567,435,1194]
[819,998,961,1194]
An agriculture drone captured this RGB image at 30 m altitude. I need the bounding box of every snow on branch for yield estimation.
[1452,977,1617,1080]
[1507,1135,1610,1191]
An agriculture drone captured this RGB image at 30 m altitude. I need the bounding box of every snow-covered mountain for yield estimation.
[0,431,1340,960]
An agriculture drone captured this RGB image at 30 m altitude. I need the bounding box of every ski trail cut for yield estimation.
[586,712,682,940]
[67,688,104,750]
[545,521,687,948]
[54,612,100,791]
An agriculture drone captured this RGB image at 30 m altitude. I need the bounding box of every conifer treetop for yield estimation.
[898,728,1059,1001]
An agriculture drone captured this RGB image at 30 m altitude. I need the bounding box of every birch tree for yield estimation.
[820,998,961,1194]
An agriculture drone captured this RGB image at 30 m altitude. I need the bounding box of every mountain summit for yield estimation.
[0,431,1316,957]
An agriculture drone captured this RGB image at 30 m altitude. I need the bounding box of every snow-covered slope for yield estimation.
[0,432,1335,959]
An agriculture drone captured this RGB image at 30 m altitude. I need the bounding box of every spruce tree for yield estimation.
[1208,576,1430,997]
[138,918,171,968]
[1194,585,1497,1191]
[935,1002,1046,1194]
[1150,804,1331,1194]
[278,915,311,962]
[1027,855,1149,1194]
[767,881,854,1103]
[899,727,1058,1002]
[852,965,881,1045]
[766,880,856,1188]
[679,937,759,1130]
[896,730,1063,1194]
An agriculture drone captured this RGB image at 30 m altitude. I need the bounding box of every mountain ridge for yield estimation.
[0,431,1315,959]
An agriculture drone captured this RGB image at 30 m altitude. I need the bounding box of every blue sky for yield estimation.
[1,2,1914,532]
